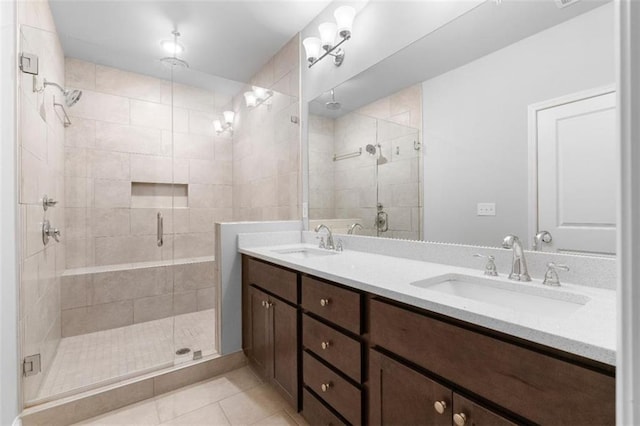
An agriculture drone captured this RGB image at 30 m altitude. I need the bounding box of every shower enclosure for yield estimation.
[19,25,227,405]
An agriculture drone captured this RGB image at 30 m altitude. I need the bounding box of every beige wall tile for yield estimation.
[173,132,214,161]
[92,208,130,237]
[65,58,96,90]
[173,291,197,316]
[20,147,46,205]
[65,238,95,269]
[65,116,96,148]
[65,147,87,177]
[61,274,90,310]
[62,300,133,337]
[95,121,165,155]
[96,65,163,103]
[133,294,173,323]
[89,150,130,180]
[21,93,47,160]
[94,179,130,208]
[172,261,215,292]
[90,267,171,305]
[94,235,159,265]
[71,90,130,124]
[130,154,187,184]
[188,110,216,137]
[196,287,216,311]
[173,232,215,258]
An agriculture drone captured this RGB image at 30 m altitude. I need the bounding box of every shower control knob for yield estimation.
[42,194,58,211]
[320,298,330,307]
[321,341,331,350]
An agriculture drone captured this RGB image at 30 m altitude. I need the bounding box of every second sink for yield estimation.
[411,273,590,318]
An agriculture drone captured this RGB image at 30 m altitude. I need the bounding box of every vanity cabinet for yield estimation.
[243,257,298,409]
[369,350,516,426]
[241,255,615,426]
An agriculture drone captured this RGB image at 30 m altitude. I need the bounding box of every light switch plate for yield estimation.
[477,203,496,216]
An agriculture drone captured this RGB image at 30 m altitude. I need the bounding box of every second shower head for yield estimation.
[43,79,83,107]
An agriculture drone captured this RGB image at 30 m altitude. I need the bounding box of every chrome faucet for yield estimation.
[315,224,335,250]
[347,223,363,235]
[502,235,531,282]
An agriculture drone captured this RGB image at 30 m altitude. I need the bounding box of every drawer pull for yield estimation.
[320,298,330,307]
[321,341,331,350]
[434,400,447,414]
[453,413,467,426]
[321,382,332,392]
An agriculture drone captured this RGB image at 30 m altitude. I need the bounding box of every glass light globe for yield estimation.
[303,37,322,63]
[213,120,223,134]
[334,6,356,38]
[244,91,257,108]
[318,22,337,50]
[223,110,235,125]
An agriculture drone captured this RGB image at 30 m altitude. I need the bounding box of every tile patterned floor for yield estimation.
[37,309,217,401]
[72,366,309,426]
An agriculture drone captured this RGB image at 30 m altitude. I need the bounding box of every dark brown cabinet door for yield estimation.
[249,286,271,379]
[271,297,298,408]
[452,394,517,426]
[369,350,452,426]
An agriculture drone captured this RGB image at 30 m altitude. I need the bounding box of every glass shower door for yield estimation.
[375,118,422,240]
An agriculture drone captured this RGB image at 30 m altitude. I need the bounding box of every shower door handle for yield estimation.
[157,212,163,247]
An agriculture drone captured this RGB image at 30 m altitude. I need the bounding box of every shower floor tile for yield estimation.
[37,309,217,401]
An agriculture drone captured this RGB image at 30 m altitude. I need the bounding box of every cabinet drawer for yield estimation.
[302,276,360,334]
[303,352,361,425]
[453,393,517,426]
[303,314,361,382]
[370,298,615,425]
[302,388,347,426]
[246,257,297,304]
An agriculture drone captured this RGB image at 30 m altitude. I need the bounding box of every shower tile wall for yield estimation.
[61,59,229,336]
[308,114,335,219]
[309,84,423,240]
[232,35,301,221]
[17,0,66,402]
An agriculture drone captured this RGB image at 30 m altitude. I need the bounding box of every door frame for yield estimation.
[526,85,616,250]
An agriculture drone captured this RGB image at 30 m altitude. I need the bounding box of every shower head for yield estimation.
[43,79,82,107]
[326,89,341,110]
[65,89,82,107]
[160,56,190,68]
[365,144,377,155]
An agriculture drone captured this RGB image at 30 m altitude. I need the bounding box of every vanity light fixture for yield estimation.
[303,5,356,68]
[243,85,274,109]
[214,110,234,135]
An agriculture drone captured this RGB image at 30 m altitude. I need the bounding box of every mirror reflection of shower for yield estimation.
[326,89,341,110]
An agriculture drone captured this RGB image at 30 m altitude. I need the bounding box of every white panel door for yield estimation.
[537,91,617,255]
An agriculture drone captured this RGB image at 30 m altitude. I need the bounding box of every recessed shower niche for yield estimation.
[131,182,188,208]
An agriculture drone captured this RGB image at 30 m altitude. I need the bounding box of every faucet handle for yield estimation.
[474,254,498,276]
[543,262,570,287]
[335,239,343,252]
[318,236,326,249]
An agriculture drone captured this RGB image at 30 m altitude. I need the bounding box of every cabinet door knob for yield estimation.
[320,298,330,307]
[434,401,447,414]
[261,300,267,307]
[266,301,273,309]
[321,341,331,350]
[321,382,332,392]
[453,413,467,426]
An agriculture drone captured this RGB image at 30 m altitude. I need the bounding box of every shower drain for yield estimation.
[175,348,191,356]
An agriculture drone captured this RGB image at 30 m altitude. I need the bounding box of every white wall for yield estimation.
[422,3,614,247]
[0,0,20,423]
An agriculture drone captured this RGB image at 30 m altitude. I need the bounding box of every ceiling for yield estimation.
[49,0,332,95]
[310,0,611,118]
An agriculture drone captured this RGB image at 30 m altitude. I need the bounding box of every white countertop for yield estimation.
[239,243,616,366]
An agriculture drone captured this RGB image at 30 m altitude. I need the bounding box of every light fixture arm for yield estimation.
[308,34,350,68]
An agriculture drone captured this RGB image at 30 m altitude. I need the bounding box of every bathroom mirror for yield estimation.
[306,0,616,256]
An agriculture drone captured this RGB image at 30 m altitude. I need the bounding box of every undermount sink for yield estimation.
[411,274,590,318]
[271,247,339,259]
